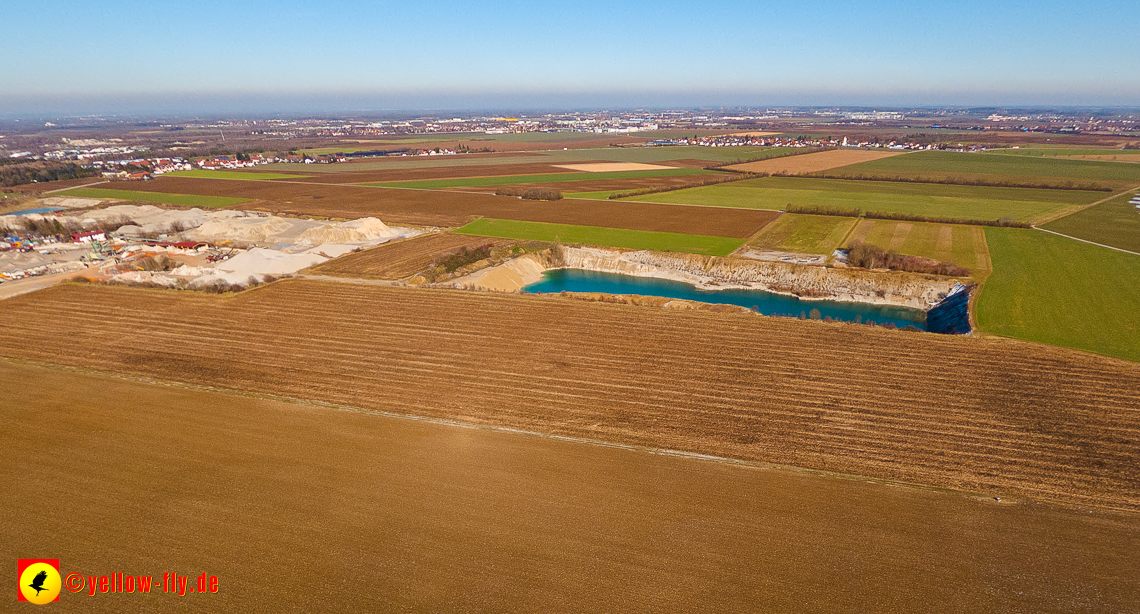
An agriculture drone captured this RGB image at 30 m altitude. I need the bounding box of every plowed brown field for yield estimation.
[727,149,908,174]
[660,158,722,168]
[306,233,513,280]
[2,280,1138,511]
[464,174,726,194]
[5,360,1138,613]
[91,177,775,237]
[259,163,584,184]
[14,177,108,194]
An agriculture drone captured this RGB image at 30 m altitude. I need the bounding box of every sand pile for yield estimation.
[58,205,241,237]
[302,244,359,258]
[41,197,104,209]
[16,204,418,251]
[186,217,296,243]
[124,208,216,234]
[216,248,328,276]
[110,271,182,287]
[0,253,55,275]
[169,265,215,278]
[295,217,398,245]
[76,204,164,225]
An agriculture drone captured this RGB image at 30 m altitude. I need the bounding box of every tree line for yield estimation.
[0,163,100,187]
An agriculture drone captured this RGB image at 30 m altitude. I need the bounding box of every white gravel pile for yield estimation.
[188,247,329,286]
[295,217,399,245]
[5,203,425,289]
[110,271,182,287]
[185,217,297,243]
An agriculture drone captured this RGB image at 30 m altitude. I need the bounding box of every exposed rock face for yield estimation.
[557,247,961,310]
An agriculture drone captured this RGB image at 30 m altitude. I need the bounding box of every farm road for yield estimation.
[1034,226,1140,256]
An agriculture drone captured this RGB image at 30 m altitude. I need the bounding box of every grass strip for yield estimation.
[61,188,250,208]
[457,218,745,257]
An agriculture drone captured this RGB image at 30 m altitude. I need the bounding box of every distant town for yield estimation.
[4,106,1136,185]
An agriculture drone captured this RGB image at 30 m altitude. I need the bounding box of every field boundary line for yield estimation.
[46,180,109,194]
[735,216,782,256]
[968,228,993,333]
[834,216,863,249]
[1032,227,1140,256]
[1032,184,1140,225]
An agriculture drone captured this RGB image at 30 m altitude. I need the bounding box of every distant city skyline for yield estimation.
[3,0,1137,114]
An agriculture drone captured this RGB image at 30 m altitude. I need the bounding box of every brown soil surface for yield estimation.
[11,177,109,194]
[306,233,514,280]
[6,360,1137,613]
[553,162,674,172]
[2,280,1138,512]
[466,174,730,195]
[267,163,584,184]
[93,177,776,237]
[659,158,720,168]
[728,150,908,174]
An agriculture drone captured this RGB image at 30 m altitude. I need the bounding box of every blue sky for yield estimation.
[2,0,1137,113]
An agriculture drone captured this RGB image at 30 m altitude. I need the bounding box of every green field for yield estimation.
[847,219,991,274]
[565,191,622,200]
[983,147,1131,158]
[824,151,1140,188]
[61,188,250,208]
[622,177,1099,222]
[457,218,745,256]
[1041,191,1140,253]
[165,170,308,180]
[365,168,715,190]
[746,214,857,255]
[978,228,1140,362]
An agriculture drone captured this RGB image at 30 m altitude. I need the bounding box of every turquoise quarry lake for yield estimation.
[4,207,64,216]
[523,269,927,329]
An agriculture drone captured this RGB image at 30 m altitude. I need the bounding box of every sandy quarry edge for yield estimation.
[449,246,960,310]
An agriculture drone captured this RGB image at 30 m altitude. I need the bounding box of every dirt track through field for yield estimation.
[5,361,1137,613]
[90,177,775,237]
[1,281,1138,512]
[727,149,908,174]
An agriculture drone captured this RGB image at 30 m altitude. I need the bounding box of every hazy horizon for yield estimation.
[3,90,1140,120]
[3,0,1137,116]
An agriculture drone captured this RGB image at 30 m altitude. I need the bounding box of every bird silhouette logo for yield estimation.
[18,559,61,604]
[29,570,48,595]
